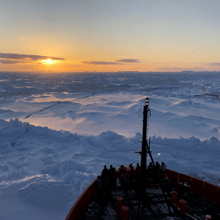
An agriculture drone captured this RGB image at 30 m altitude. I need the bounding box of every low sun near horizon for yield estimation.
[0,0,220,73]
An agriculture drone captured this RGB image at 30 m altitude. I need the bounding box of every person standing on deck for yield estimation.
[102,165,109,187]
[155,162,160,176]
[161,162,166,179]
[129,163,134,182]
[136,163,140,183]
[119,165,126,183]
[109,165,116,186]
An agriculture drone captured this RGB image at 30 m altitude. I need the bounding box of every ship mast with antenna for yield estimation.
[140,97,150,192]
[136,97,172,216]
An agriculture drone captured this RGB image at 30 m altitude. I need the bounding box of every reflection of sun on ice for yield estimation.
[42,59,54,65]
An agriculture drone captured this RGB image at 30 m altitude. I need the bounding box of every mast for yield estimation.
[138,97,172,216]
[140,97,149,192]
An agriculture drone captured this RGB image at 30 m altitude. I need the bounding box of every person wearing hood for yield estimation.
[161,162,166,179]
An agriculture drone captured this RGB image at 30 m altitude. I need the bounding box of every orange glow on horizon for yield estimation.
[0,57,219,73]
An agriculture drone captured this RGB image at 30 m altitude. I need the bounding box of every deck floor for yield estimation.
[81,178,220,220]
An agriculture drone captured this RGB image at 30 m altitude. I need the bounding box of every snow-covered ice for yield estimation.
[0,71,220,219]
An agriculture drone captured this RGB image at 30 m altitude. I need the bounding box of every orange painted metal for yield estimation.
[178,173,191,186]
[166,169,220,204]
[170,191,178,204]
[65,178,97,220]
[117,197,124,209]
[204,182,218,202]
[166,169,179,181]
[121,206,129,220]
[179,199,187,213]
[116,197,128,220]
[190,178,204,197]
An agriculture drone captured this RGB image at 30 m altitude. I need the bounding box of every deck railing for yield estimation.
[166,168,220,204]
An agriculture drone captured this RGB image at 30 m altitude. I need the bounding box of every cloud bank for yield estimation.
[210,63,220,66]
[116,59,140,63]
[0,60,21,64]
[0,53,65,61]
[82,61,120,65]
[82,59,140,65]
[0,53,66,65]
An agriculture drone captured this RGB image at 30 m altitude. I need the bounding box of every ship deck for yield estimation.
[80,178,220,220]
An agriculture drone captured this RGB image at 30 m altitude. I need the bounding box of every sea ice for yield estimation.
[0,72,220,219]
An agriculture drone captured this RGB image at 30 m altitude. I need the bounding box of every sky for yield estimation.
[0,0,220,73]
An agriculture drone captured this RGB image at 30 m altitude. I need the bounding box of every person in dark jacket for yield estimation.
[119,165,126,183]
[102,165,109,187]
[129,163,134,182]
[156,162,160,174]
[161,162,166,179]
[109,164,116,186]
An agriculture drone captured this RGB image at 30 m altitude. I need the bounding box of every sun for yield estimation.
[42,59,54,65]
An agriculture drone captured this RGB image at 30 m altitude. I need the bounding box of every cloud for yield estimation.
[210,63,220,66]
[82,59,140,65]
[0,53,66,61]
[116,59,140,63]
[0,60,20,64]
[82,61,121,65]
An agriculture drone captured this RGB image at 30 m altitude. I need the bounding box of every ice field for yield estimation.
[0,71,220,219]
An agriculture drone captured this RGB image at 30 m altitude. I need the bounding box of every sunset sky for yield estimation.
[0,0,220,73]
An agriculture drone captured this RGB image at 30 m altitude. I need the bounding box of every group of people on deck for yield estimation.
[102,165,116,187]
[97,161,166,188]
[148,161,166,180]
